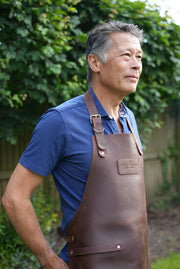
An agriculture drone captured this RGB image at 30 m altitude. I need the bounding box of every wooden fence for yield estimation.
[0,112,179,206]
[144,113,179,204]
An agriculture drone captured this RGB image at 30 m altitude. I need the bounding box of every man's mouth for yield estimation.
[126,75,138,80]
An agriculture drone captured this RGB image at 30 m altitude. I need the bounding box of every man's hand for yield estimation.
[43,258,69,269]
[38,250,69,269]
[47,258,69,269]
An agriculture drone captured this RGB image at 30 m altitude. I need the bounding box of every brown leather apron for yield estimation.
[66,89,151,269]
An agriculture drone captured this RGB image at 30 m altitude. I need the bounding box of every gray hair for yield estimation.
[86,20,143,83]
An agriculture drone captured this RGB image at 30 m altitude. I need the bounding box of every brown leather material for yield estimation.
[84,89,107,157]
[126,117,143,156]
[69,243,122,256]
[66,89,151,269]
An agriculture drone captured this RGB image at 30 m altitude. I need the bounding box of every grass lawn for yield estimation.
[152,253,180,269]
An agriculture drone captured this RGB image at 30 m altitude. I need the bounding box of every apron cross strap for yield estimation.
[84,89,107,157]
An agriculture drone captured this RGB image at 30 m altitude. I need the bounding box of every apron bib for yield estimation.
[66,89,151,269]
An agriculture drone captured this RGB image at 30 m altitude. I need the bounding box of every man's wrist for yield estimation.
[37,247,58,267]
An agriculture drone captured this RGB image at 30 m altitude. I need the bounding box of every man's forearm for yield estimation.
[2,195,68,268]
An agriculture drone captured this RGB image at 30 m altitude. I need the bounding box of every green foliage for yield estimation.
[0,0,84,144]
[0,210,39,268]
[32,192,59,234]
[152,253,180,269]
[0,192,59,269]
[0,0,180,145]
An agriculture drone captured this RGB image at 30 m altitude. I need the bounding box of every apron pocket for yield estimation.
[69,243,122,256]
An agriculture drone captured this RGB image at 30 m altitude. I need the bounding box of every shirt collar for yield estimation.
[119,102,128,118]
[89,87,128,118]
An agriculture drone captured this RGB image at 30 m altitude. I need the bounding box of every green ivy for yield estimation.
[0,0,83,144]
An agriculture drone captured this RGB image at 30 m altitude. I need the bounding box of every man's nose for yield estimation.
[131,57,142,70]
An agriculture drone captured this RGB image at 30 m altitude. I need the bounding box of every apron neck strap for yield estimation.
[84,88,143,156]
[84,89,107,158]
[126,118,143,155]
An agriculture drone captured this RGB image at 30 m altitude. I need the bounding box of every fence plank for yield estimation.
[144,114,176,204]
[176,111,180,193]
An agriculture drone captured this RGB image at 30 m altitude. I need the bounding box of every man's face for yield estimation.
[98,32,143,98]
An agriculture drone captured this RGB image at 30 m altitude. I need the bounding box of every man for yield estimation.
[2,21,151,268]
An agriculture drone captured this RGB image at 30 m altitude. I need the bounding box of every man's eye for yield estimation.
[137,55,142,59]
[124,53,130,57]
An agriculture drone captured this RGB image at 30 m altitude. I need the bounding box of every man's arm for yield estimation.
[2,163,69,269]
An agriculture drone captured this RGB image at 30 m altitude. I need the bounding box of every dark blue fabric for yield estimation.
[19,88,142,264]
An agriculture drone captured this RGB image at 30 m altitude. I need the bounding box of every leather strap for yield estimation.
[69,243,122,256]
[126,118,143,155]
[84,89,107,157]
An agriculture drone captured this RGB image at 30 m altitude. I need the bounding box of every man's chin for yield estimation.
[125,88,137,96]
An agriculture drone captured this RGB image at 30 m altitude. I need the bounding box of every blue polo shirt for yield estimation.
[19,87,142,264]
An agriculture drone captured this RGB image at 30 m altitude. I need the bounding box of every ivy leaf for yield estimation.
[41,46,54,57]
[47,63,62,75]
[16,27,29,37]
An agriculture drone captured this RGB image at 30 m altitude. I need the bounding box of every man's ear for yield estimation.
[88,54,101,73]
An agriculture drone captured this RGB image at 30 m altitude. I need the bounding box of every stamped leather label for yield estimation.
[117,158,139,175]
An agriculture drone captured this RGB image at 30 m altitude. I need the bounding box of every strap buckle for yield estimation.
[90,114,101,124]
[90,114,104,133]
[93,127,105,133]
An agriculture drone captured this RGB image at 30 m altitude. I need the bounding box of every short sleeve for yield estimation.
[19,109,66,177]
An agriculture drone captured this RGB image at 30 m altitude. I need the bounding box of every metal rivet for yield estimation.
[117,244,121,249]
[70,250,74,255]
